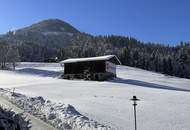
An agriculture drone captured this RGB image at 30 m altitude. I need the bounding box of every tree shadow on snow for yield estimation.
[16,68,62,78]
[110,78,190,92]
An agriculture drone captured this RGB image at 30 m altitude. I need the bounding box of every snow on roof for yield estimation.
[60,55,121,64]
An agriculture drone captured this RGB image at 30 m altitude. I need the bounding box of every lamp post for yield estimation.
[130,96,140,130]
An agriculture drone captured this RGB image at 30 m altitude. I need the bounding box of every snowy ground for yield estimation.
[0,94,57,130]
[0,62,190,130]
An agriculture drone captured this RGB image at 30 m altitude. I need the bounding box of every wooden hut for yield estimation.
[60,55,121,81]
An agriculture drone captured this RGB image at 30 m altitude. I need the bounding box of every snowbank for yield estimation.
[0,89,113,130]
[0,106,30,130]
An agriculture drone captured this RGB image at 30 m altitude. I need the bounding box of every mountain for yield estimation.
[1,19,83,48]
[20,19,79,33]
[0,19,190,79]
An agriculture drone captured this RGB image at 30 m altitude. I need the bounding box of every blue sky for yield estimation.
[0,0,189,45]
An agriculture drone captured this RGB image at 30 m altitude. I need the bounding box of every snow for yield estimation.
[0,103,30,130]
[61,55,121,64]
[43,32,61,36]
[0,62,190,130]
[0,89,111,130]
[0,94,57,130]
[42,32,74,37]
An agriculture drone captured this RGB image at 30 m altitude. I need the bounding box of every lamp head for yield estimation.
[130,96,140,101]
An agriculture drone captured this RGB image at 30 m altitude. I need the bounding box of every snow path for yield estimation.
[0,95,57,130]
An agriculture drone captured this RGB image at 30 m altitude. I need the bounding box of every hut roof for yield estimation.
[60,55,121,64]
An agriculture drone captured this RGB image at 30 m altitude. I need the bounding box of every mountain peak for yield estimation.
[2,19,83,49]
[20,19,80,33]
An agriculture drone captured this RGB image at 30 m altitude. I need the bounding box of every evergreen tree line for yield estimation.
[58,35,190,79]
[3,34,190,79]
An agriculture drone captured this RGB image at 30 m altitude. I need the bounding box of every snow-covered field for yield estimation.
[0,62,190,130]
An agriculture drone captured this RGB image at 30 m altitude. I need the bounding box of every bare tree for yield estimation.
[0,41,9,69]
[7,45,20,70]
[0,41,20,70]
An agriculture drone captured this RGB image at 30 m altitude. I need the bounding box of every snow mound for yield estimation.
[0,89,113,130]
[0,106,30,130]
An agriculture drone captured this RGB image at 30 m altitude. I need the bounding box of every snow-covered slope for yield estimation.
[0,62,190,130]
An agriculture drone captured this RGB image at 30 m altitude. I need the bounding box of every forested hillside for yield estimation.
[0,19,190,78]
[58,35,190,78]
